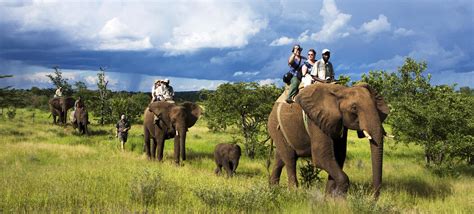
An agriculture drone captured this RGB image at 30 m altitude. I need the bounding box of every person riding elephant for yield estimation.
[267,83,389,198]
[143,101,202,164]
[48,97,76,124]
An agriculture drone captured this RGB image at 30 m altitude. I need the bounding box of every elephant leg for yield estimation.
[222,160,233,177]
[232,159,239,173]
[215,164,222,175]
[285,155,298,188]
[270,151,285,185]
[144,129,152,159]
[326,128,348,194]
[313,139,349,197]
[151,138,158,160]
[156,137,165,161]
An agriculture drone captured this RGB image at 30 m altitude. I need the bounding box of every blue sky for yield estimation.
[0,0,473,91]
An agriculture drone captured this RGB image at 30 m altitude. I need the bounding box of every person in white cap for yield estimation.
[313,49,335,83]
[151,79,164,102]
[161,79,175,102]
[54,86,63,98]
[116,114,131,151]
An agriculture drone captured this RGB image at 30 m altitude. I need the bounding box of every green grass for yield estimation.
[0,108,472,213]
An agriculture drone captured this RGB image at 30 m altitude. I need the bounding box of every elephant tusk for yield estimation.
[363,130,373,140]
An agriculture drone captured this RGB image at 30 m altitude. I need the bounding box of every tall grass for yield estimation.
[0,109,472,212]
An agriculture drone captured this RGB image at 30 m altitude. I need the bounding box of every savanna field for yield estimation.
[1,109,473,213]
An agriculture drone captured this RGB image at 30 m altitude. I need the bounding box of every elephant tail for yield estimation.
[266,138,274,175]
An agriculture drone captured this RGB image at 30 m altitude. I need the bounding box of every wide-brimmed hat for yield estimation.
[154,79,161,83]
[163,79,170,84]
[322,49,330,54]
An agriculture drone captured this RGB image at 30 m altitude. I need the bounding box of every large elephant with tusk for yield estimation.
[143,101,202,164]
[267,83,389,198]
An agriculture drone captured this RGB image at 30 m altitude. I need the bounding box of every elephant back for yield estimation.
[60,97,76,109]
[48,97,61,109]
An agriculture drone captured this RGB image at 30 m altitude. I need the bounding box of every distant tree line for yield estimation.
[0,68,201,124]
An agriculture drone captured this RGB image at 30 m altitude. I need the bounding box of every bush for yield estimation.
[348,184,399,213]
[192,183,291,211]
[6,107,16,119]
[130,169,161,207]
[299,160,322,188]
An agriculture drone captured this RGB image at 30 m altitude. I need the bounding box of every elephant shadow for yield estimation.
[384,177,453,199]
[185,149,214,160]
[71,128,108,136]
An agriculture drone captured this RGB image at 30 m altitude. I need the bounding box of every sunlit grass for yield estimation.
[0,108,472,212]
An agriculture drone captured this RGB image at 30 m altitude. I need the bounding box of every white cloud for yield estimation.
[394,27,415,37]
[297,30,310,43]
[95,17,153,51]
[257,78,281,86]
[233,71,260,77]
[161,2,267,55]
[311,0,351,43]
[270,36,295,46]
[359,14,391,36]
[0,1,266,54]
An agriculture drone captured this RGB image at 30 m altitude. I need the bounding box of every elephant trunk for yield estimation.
[180,129,187,161]
[360,112,384,199]
[370,132,383,199]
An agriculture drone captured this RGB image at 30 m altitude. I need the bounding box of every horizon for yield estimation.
[1,0,473,92]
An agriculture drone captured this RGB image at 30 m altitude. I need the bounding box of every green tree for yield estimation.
[0,75,20,114]
[360,58,473,166]
[110,93,149,124]
[336,74,351,86]
[201,82,282,158]
[46,66,73,96]
[94,67,112,125]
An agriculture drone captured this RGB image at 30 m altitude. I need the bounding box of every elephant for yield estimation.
[214,143,242,177]
[143,101,202,164]
[267,83,389,198]
[73,107,89,135]
[48,97,76,124]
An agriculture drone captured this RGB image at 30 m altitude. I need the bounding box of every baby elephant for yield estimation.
[214,143,241,177]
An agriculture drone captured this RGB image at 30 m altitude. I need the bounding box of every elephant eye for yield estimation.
[351,104,357,112]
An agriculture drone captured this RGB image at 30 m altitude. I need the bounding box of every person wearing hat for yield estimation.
[161,79,175,102]
[116,114,131,151]
[151,79,164,102]
[286,44,306,103]
[54,86,63,98]
[313,48,335,83]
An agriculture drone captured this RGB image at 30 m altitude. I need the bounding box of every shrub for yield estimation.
[6,107,16,119]
[130,169,161,207]
[299,160,322,188]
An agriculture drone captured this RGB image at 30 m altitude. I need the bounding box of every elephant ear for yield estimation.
[181,102,202,128]
[353,83,390,122]
[295,84,345,134]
